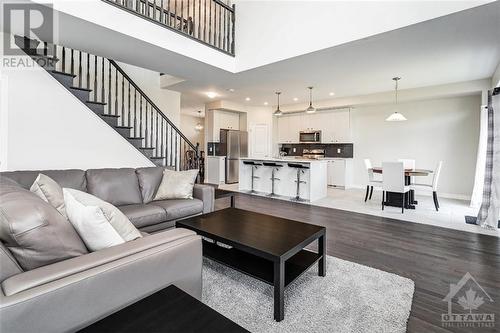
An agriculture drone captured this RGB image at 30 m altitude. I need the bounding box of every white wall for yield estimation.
[118,62,181,126]
[234,1,492,71]
[493,62,500,87]
[0,59,154,171]
[180,114,204,149]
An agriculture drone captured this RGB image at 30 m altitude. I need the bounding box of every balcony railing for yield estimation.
[103,0,235,56]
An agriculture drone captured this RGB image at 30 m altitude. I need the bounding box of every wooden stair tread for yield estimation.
[51,70,75,77]
[86,100,107,105]
[70,86,92,92]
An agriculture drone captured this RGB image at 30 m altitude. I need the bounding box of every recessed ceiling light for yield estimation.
[206,92,217,99]
[329,92,335,96]
[293,97,298,102]
[228,88,235,92]
[264,102,268,105]
[245,97,251,101]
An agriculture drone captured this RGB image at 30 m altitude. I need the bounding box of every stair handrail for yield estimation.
[108,59,199,156]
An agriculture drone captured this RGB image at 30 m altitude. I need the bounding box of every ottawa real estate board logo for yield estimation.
[442,272,495,329]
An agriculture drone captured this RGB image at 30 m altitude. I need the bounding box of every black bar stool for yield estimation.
[243,160,262,193]
[262,162,283,197]
[287,163,310,201]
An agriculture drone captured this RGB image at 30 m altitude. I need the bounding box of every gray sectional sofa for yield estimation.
[0,167,214,333]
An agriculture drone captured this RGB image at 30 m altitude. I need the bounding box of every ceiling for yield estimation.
[174,1,500,114]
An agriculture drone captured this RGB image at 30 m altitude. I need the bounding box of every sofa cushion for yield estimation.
[136,167,164,204]
[0,241,23,282]
[153,199,203,221]
[30,173,67,218]
[86,168,142,206]
[1,169,86,191]
[64,189,142,242]
[118,204,168,229]
[0,178,88,270]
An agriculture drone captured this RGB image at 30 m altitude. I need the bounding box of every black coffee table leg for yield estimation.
[273,259,284,322]
[318,234,326,277]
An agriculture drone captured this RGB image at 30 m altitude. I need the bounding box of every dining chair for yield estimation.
[398,158,416,184]
[382,162,410,213]
[413,161,443,211]
[364,159,382,202]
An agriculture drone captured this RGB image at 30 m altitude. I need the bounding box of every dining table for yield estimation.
[371,167,433,209]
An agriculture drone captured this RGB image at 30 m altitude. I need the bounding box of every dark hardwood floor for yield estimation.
[214,193,500,333]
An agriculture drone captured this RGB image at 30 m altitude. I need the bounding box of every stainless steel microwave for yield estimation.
[299,130,321,143]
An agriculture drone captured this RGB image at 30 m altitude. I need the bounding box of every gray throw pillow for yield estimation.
[30,173,67,218]
[0,179,88,270]
[153,169,199,200]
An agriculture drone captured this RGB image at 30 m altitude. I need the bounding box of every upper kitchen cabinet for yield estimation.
[212,110,240,142]
[321,109,351,143]
[277,108,352,144]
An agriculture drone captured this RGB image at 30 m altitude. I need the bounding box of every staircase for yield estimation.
[15,36,201,173]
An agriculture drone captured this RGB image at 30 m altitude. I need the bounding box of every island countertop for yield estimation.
[240,157,328,164]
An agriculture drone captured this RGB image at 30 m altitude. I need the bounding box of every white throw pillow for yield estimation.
[63,188,142,242]
[153,169,199,200]
[63,189,125,251]
[30,173,67,218]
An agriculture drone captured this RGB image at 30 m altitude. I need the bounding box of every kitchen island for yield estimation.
[239,157,328,201]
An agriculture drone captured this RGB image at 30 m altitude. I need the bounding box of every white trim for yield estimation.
[348,184,470,201]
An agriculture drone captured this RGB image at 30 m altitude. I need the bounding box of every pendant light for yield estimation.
[305,87,316,114]
[194,110,204,131]
[386,77,407,122]
[273,92,283,116]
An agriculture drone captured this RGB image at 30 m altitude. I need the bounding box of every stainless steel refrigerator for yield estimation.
[220,129,248,184]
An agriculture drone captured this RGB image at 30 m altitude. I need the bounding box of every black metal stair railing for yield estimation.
[18,37,201,172]
[102,0,235,56]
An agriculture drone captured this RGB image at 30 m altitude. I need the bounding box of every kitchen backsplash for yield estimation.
[280,143,353,158]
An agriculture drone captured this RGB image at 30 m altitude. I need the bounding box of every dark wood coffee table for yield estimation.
[177,208,326,322]
[79,285,248,332]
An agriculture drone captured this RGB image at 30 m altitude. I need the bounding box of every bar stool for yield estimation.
[287,163,310,201]
[262,162,283,197]
[243,160,262,193]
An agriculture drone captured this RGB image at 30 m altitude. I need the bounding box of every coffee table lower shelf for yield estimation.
[203,240,321,287]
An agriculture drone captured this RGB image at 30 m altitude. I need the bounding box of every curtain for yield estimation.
[476,89,500,229]
[470,105,488,207]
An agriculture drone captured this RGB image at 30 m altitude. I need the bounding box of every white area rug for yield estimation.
[202,256,414,333]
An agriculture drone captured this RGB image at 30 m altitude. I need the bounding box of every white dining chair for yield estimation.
[382,162,410,213]
[413,161,443,211]
[364,159,382,202]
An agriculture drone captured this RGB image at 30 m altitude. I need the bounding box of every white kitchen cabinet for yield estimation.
[206,156,226,185]
[278,115,300,143]
[327,159,346,187]
[322,109,351,143]
[213,110,240,142]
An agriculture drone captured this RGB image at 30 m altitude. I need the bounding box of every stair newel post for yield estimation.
[70,49,74,75]
[161,118,165,162]
[156,113,160,157]
[160,0,164,24]
[94,55,98,102]
[86,52,90,89]
[170,129,173,168]
[149,106,153,151]
[52,44,57,71]
[145,104,149,147]
[78,51,82,88]
[43,42,47,56]
[61,46,66,72]
[101,57,105,103]
[128,81,131,127]
[114,68,118,116]
[107,59,112,115]
[195,142,200,170]
[139,96,143,140]
[134,89,137,137]
[231,4,235,55]
[121,74,124,124]
[175,133,178,170]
